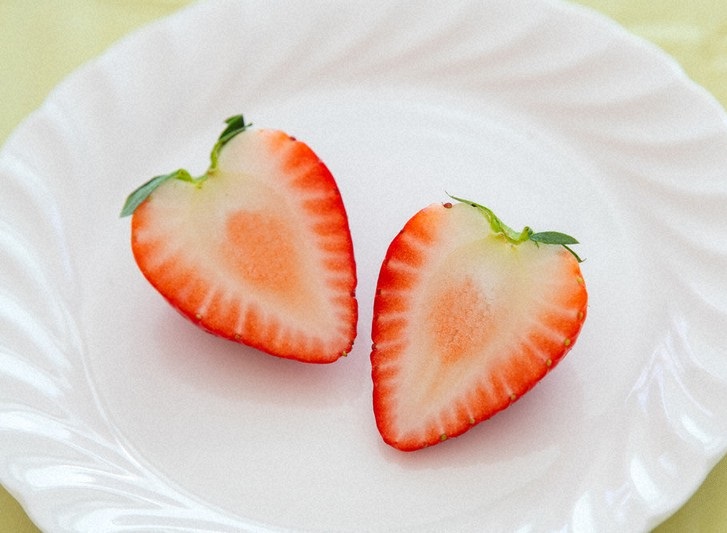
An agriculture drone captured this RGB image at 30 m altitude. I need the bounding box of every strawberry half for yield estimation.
[121,116,357,363]
[371,197,587,450]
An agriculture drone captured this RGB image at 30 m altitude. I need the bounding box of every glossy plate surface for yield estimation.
[1,1,727,531]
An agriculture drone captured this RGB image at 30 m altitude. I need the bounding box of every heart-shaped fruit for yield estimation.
[371,197,587,450]
[121,116,357,363]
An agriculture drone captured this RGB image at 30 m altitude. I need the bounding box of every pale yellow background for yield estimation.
[1,1,726,531]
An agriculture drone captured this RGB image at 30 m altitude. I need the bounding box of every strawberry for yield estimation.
[121,115,357,363]
[370,196,587,450]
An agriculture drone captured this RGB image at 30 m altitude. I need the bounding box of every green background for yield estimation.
[1,1,726,531]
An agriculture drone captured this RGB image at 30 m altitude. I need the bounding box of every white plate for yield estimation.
[2,0,727,531]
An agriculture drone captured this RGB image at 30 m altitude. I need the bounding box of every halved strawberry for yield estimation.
[371,197,587,450]
[121,116,357,363]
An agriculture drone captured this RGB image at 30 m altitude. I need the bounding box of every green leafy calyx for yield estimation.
[447,194,583,262]
[210,114,252,171]
[120,114,251,217]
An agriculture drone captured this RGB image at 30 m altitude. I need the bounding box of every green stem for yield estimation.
[447,193,583,262]
[120,115,251,217]
[209,114,251,171]
[448,194,533,245]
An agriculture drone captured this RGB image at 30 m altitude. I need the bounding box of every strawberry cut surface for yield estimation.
[371,200,587,450]
[124,117,357,363]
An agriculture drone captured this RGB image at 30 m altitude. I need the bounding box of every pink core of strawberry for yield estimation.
[427,276,492,364]
[222,210,304,298]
